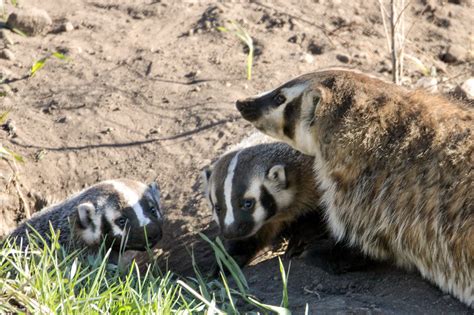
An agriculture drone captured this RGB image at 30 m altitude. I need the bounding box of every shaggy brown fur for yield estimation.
[236,69,473,307]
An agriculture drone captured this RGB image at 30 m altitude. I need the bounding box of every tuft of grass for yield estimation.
[217,21,254,81]
[0,229,297,313]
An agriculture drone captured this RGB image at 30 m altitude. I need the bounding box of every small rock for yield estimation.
[192,86,201,92]
[336,54,350,63]
[6,8,53,36]
[454,78,474,100]
[302,53,314,64]
[0,30,14,46]
[225,82,232,87]
[439,45,467,64]
[0,49,15,61]
[60,21,74,32]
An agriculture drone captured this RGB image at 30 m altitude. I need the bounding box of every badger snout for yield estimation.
[236,98,262,122]
[222,222,253,240]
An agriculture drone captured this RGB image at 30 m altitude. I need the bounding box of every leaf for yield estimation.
[11,27,27,37]
[30,58,47,76]
[0,111,9,124]
[52,52,68,60]
[216,26,228,32]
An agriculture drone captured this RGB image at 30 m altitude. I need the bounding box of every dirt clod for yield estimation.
[6,8,53,36]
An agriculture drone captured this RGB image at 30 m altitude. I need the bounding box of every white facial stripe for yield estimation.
[224,151,241,227]
[108,180,151,227]
[104,206,124,236]
[281,83,309,101]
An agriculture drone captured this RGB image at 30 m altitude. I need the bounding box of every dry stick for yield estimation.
[390,0,399,84]
[3,158,31,219]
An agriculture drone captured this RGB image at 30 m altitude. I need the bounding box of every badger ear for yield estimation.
[148,181,161,204]
[267,164,287,188]
[77,202,96,228]
[201,167,213,191]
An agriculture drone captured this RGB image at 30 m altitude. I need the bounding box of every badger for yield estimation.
[202,141,369,271]
[6,179,163,260]
[235,69,474,307]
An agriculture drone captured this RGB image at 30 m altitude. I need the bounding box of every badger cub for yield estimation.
[202,142,324,267]
[7,179,163,259]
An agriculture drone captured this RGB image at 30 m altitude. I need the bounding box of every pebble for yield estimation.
[61,22,74,32]
[303,53,314,64]
[6,8,53,36]
[336,54,350,63]
[0,49,15,61]
[454,78,474,100]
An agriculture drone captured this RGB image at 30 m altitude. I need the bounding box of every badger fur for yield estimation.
[235,68,474,307]
[7,179,163,257]
[203,141,329,267]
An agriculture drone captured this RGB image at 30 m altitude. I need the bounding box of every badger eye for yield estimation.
[115,217,128,229]
[214,205,221,214]
[274,94,286,106]
[149,206,159,218]
[241,199,255,211]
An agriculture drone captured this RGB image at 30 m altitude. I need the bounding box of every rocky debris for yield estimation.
[2,119,17,138]
[6,8,52,36]
[243,38,263,57]
[336,53,350,63]
[439,45,467,64]
[0,30,14,46]
[186,5,223,36]
[453,78,474,101]
[0,49,15,61]
[60,21,74,32]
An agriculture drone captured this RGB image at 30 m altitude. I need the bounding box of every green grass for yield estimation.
[0,231,294,314]
[217,21,254,81]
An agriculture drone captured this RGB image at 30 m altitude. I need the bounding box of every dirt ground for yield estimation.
[1,0,473,313]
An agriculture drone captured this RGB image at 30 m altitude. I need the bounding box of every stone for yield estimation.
[454,78,474,100]
[6,8,53,36]
[0,49,15,61]
[416,76,438,93]
[61,22,74,32]
[336,54,350,63]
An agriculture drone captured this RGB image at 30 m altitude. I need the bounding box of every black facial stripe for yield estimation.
[283,95,302,139]
[138,198,153,219]
[101,214,112,236]
[260,185,277,220]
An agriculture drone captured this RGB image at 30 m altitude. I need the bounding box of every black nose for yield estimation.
[236,99,261,122]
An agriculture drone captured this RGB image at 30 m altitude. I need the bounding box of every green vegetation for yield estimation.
[30,52,69,77]
[0,230,294,314]
[217,21,254,81]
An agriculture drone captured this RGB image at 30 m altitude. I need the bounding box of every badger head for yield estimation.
[235,70,346,155]
[202,145,296,240]
[76,179,163,251]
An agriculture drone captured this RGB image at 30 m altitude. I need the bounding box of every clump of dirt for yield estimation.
[1,0,473,312]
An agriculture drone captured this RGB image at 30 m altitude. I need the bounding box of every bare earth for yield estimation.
[1,0,473,313]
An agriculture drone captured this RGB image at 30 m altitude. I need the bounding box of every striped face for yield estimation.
[77,179,163,251]
[203,147,295,240]
[236,73,323,155]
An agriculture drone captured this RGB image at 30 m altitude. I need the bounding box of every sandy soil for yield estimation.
[1,0,473,313]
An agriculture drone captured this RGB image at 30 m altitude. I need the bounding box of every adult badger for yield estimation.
[235,69,473,307]
[7,179,163,260]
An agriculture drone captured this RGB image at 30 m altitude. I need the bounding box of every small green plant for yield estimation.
[217,21,254,80]
[30,52,69,77]
[0,227,297,313]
